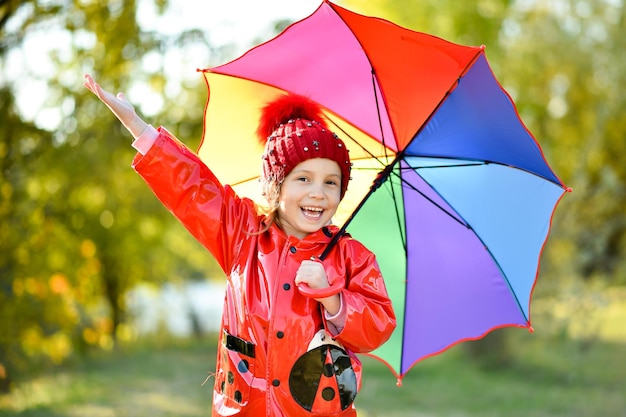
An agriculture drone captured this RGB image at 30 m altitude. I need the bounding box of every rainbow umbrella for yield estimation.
[198,1,570,384]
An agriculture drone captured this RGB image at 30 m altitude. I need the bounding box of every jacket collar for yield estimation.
[270,223,339,245]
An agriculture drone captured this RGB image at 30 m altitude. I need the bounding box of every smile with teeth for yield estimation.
[301,206,324,219]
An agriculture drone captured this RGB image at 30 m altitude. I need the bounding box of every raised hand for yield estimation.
[83,74,148,139]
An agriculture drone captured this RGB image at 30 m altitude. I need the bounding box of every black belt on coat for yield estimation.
[223,330,256,358]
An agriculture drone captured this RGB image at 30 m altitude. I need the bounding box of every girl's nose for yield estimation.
[308,183,325,198]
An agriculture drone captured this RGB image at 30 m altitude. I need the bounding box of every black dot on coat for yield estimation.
[322,387,336,401]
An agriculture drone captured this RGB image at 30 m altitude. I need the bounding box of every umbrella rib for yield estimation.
[325,117,390,164]
[367,64,408,251]
[321,157,475,260]
[387,167,408,252]
[412,157,569,189]
[410,162,485,170]
[372,69,393,160]
[230,176,261,187]
[324,67,394,168]
[394,165,470,229]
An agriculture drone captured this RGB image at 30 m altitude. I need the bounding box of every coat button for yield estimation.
[276,331,284,339]
[283,283,291,291]
[289,246,296,253]
[272,379,280,387]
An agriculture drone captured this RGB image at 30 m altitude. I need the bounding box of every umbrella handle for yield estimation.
[297,278,345,299]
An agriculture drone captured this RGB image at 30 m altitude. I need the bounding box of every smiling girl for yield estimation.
[84,74,396,416]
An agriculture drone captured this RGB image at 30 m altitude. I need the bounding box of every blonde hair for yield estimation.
[256,176,282,234]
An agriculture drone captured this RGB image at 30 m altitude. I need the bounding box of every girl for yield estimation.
[83,74,396,416]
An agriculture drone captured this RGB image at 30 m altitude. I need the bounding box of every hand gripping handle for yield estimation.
[297,277,345,299]
[297,255,345,298]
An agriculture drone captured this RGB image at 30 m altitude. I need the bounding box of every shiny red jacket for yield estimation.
[132,129,396,416]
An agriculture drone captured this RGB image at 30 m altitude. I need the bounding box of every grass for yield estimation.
[357,333,625,417]
[1,331,624,417]
[0,339,214,417]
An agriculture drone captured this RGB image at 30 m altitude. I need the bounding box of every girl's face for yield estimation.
[277,158,342,239]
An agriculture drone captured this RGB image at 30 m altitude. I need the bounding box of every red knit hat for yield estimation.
[257,93,351,199]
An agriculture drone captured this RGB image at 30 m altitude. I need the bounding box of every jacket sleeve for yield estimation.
[131,127,258,273]
[328,239,397,353]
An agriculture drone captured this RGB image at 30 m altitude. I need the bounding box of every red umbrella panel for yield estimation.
[198,1,569,384]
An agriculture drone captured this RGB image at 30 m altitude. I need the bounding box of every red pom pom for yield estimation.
[256,93,328,144]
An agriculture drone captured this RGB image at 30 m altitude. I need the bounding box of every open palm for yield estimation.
[83,74,147,138]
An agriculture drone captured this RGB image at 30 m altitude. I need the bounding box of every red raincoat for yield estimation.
[132,128,396,416]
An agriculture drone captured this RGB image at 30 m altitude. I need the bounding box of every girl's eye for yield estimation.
[326,180,338,186]
[297,177,309,182]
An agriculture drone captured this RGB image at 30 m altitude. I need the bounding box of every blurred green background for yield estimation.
[1,0,624,415]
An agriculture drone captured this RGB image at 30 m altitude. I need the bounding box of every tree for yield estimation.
[0,0,228,390]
